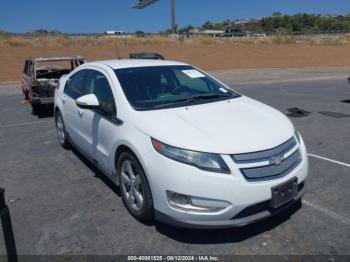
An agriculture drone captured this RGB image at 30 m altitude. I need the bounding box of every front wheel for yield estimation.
[55,111,70,149]
[31,104,41,115]
[117,152,154,222]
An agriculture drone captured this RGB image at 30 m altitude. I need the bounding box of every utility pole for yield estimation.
[133,0,177,34]
[171,0,176,34]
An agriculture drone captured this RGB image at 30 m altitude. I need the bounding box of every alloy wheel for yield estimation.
[56,114,65,145]
[120,159,144,211]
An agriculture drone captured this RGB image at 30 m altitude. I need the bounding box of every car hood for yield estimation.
[134,96,294,154]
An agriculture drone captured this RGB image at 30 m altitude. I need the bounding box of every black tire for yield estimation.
[31,104,41,115]
[55,111,71,149]
[24,89,29,100]
[117,151,154,222]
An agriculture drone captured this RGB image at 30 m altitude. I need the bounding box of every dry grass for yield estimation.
[1,34,350,48]
[0,35,179,48]
[0,37,32,47]
[1,34,350,82]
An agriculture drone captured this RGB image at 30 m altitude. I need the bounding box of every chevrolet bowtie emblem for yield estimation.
[270,155,284,166]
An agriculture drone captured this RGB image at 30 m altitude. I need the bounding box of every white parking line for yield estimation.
[0,121,52,128]
[308,153,350,167]
[302,200,350,226]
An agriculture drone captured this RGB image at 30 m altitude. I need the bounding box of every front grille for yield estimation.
[232,137,296,163]
[241,150,302,181]
[231,137,302,181]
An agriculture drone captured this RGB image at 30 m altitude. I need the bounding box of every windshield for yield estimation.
[114,65,240,110]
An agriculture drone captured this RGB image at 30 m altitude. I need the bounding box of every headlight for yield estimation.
[151,138,230,174]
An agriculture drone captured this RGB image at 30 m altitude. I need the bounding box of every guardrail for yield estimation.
[0,188,17,262]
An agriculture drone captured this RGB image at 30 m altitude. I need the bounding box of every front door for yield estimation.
[85,69,117,174]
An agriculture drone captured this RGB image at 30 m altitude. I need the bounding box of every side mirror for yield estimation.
[76,94,99,109]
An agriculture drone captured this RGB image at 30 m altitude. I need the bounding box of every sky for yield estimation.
[1,0,350,33]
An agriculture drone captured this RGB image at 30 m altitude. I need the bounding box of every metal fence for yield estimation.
[1,29,350,38]
[2,33,132,37]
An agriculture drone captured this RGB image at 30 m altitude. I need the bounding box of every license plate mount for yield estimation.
[40,98,54,104]
[270,177,298,209]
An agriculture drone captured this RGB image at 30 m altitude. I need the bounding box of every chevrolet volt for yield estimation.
[54,59,308,228]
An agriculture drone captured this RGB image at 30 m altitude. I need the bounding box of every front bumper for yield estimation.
[141,136,309,228]
[155,185,304,229]
[31,97,54,105]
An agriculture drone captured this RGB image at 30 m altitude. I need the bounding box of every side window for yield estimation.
[27,61,33,76]
[23,61,28,74]
[160,74,168,87]
[64,70,87,99]
[86,70,116,116]
[30,61,35,75]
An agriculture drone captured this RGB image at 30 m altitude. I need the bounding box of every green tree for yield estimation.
[178,25,194,34]
[202,21,214,29]
[135,30,145,37]
[196,12,350,35]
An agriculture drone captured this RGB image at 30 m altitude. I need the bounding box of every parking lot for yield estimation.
[0,68,350,255]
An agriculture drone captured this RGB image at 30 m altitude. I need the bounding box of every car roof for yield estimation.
[28,56,85,62]
[84,59,189,70]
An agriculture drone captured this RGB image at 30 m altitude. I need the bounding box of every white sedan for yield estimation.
[54,59,308,228]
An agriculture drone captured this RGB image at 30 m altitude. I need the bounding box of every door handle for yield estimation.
[61,95,67,104]
[77,108,84,117]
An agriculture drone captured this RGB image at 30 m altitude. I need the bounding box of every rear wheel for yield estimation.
[31,103,41,115]
[117,152,154,222]
[55,111,70,149]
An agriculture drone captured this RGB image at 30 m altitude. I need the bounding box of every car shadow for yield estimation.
[37,111,54,118]
[34,106,54,118]
[71,148,121,197]
[155,201,301,244]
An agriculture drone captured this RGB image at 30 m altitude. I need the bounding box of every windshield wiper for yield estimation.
[186,93,233,101]
[151,93,233,109]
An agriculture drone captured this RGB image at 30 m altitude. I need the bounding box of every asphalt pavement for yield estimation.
[0,68,349,256]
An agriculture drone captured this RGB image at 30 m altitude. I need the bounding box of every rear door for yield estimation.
[22,60,29,95]
[23,60,32,96]
[62,69,94,155]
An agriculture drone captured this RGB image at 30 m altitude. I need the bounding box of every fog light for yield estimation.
[166,191,227,212]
